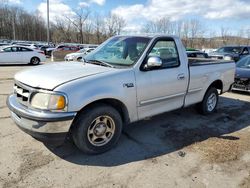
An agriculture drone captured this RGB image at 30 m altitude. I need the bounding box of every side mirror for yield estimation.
[242,51,249,55]
[144,56,162,70]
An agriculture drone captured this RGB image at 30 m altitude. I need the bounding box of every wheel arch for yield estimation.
[30,56,40,64]
[207,79,223,94]
[75,98,130,125]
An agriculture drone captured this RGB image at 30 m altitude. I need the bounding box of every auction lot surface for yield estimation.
[0,62,250,188]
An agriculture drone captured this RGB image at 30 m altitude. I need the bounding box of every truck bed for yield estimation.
[184,58,235,107]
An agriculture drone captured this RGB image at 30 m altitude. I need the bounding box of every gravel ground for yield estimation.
[0,61,250,188]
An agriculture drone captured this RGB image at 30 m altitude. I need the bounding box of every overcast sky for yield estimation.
[5,0,250,35]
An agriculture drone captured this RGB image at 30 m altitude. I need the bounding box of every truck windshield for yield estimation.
[84,36,151,66]
[217,47,243,54]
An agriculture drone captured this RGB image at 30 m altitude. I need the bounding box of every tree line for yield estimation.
[0,4,126,45]
[0,3,249,49]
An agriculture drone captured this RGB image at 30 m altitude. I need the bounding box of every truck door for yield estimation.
[136,38,189,119]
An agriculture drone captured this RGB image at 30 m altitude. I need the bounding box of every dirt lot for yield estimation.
[0,62,250,188]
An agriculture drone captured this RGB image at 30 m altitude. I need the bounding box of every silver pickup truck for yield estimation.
[7,35,235,154]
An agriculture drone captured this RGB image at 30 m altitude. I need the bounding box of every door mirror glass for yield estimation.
[145,56,162,69]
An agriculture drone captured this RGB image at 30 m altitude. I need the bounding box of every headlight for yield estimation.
[31,92,67,110]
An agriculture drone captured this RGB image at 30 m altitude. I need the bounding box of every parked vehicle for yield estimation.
[0,45,46,65]
[0,43,9,47]
[45,47,56,56]
[39,45,50,55]
[232,55,250,93]
[187,51,209,58]
[202,48,217,54]
[52,45,79,61]
[11,43,39,49]
[7,35,235,154]
[186,48,200,52]
[210,46,250,62]
[78,44,98,49]
[65,48,96,61]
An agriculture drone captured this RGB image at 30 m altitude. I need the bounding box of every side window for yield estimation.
[21,47,32,52]
[11,47,18,52]
[242,47,249,55]
[148,40,179,68]
[63,47,70,51]
[3,47,12,52]
[196,53,205,58]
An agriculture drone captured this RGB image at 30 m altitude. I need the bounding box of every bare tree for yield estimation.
[220,26,231,45]
[105,13,126,37]
[189,19,203,48]
[65,8,90,44]
[182,20,189,47]
[93,13,105,43]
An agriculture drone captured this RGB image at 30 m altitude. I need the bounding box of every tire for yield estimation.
[30,57,40,65]
[197,87,218,115]
[72,104,123,154]
[77,57,82,61]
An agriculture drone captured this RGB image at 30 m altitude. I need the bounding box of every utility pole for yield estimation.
[12,16,15,40]
[47,0,50,45]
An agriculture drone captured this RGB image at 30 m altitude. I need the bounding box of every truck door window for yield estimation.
[148,40,179,68]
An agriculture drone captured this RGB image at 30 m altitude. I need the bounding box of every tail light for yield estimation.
[38,51,45,54]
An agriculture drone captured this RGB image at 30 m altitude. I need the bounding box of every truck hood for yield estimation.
[210,52,238,57]
[235,67,250,79]
[15,62,113,90]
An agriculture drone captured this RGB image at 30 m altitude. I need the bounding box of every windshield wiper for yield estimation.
[85,59,114,68]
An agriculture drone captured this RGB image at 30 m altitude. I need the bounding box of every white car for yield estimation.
[12,43,39,49]
[0,45,46,65]
[64,48,96,61]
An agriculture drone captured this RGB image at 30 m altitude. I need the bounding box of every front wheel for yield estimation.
[77,57,82,62]
[197,87,218,115]
[30,57,40,65]
[72,104,122,154]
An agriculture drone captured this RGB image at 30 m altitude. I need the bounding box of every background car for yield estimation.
[210,46,250,62]
[51,45,80,61]
[187,51,209,58]
[64,47,96,61]
[0,45,46,65]
[232,55,250,93]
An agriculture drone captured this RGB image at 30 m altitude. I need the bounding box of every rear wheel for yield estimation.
[197,87,218,115]
[72,104,122,154]
[77,57,82,61]
[30,57,40,65]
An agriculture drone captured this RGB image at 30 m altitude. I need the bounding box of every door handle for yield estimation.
[177,74,185,80]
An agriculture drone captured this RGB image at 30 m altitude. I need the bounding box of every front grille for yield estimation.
[235,78,250,86]
[14,83,31,106]
[233,78,250,91]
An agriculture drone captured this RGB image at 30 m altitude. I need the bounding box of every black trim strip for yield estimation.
[189,59,234,66]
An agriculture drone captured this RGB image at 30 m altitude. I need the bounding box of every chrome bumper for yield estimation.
[7,94,76,138]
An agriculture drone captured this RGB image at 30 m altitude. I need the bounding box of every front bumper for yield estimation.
[232,84,250,93]
[7,94,77,142]
[232,78,250,93]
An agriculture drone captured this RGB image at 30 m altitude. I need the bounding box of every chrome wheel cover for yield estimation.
[87,115,115,146]
[207,93,217,112]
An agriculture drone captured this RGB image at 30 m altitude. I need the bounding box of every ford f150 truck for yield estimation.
[7,35,235,154]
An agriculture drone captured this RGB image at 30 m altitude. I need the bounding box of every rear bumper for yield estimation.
[7,94,77,142]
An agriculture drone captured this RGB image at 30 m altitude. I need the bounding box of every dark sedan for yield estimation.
[210,46,250,62]
[232,55,250,93]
